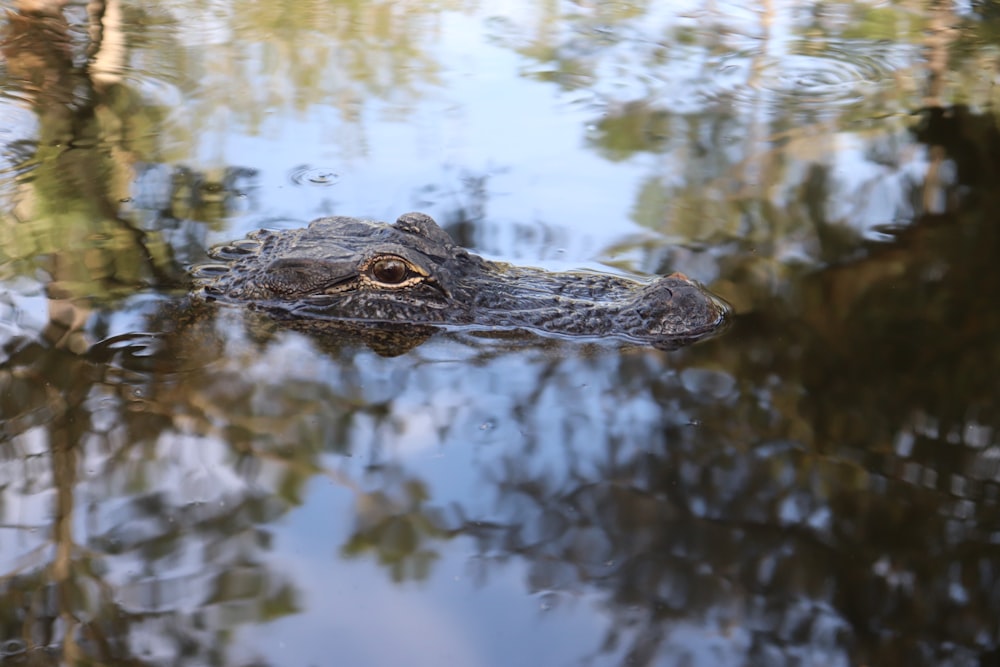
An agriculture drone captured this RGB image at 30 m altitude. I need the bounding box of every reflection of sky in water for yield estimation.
[244,456,757,667]
[251,486,611,667]
[149,1,931,274]
[0,0,939,273]
[198,10,651,264]
[198,332,750,665]
[97,331,607,665]
[0,1,991,664]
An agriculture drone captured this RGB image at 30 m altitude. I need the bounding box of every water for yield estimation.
[1,1,1000,665]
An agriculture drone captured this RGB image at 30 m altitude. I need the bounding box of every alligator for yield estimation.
[192,212,729,350]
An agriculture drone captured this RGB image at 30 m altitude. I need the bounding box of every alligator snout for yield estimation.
[617,273,730,343]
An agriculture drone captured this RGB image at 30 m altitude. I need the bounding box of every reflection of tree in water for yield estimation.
[130,0,461,155]
[3,2,1000,667]
[312,103,1000,665]
[494,0,1000,303]
[0,4,284,664]
[434,107,1000,665]
[0,305,433,663]
[3,170,1000,667]
[0,1,493,659]
[463,349,1000,665]
[0,335,292,665]
[7,158,1000,667]
[8,234,1000,666]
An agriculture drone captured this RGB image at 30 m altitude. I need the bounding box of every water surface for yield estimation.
[1,1,1000,665]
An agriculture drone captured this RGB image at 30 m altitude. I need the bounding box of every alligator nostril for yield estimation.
[642,282,673,301]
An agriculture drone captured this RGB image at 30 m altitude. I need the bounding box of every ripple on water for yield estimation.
[706,40,907,110]
[288,165,341,187]
[0,96,40,190]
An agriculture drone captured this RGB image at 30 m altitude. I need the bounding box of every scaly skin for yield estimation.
[193,213,729,348]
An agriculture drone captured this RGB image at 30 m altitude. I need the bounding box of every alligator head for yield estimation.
[193,212,729,349]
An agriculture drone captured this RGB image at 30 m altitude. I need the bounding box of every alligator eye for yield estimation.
[370,257,411,284]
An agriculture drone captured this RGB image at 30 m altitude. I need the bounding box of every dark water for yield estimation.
[1,1,1000,666]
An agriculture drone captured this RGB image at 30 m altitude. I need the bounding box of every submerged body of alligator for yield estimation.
[193,213,729,349]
